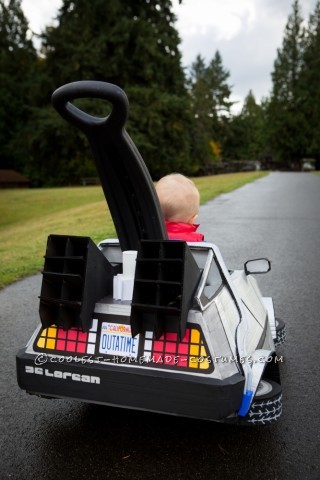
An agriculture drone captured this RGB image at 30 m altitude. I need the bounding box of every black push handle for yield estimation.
[52,81,167,252]
[52,80,128,133]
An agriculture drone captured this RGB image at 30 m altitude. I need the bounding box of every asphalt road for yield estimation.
[1,172,319,480]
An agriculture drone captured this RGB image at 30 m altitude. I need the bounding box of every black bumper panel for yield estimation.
[17,349,244,421]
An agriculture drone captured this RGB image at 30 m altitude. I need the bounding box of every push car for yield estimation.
[16,81,285,425]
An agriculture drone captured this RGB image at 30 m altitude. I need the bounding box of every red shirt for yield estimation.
[165,221,204,242]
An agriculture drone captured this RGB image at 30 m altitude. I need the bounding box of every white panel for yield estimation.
[262,297,277,339]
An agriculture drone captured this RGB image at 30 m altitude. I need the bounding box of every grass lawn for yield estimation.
[0,171,268,288]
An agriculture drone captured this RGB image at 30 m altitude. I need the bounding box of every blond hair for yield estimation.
[155,173,200,223]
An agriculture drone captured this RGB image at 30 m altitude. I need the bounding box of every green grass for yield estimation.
[0,171,268,288]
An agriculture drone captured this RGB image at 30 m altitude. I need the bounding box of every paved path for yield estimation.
[1,172,319,480]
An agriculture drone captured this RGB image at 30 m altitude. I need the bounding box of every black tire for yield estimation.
[274,318,286,347]
[246,379,282,425]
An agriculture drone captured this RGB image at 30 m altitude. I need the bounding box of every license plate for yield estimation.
[99,322,139,358]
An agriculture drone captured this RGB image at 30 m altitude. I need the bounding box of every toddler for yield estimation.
[156,173,204,242]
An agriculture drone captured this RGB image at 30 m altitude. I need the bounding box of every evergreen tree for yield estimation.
[188,55,213,172]
[206,51,233,118]
[237,90,266,160]
[26,0,191,184]
[299,1,320,166]
[0,0,36,170]
[188,51,233,172]
[206,51,233,167]
[41,0,185,95]
[267,0,307,169]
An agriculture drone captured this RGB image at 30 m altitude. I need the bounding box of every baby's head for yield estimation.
[156,173,200,224]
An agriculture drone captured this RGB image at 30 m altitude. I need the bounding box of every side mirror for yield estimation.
[244,258,271,275]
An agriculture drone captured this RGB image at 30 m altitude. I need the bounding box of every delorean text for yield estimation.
[25,366,100,384]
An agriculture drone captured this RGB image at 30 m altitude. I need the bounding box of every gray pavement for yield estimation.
[1,172,320,480]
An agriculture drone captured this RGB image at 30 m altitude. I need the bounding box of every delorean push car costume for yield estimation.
[16,81,285,425]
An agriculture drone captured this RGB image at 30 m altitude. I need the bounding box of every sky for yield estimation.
[21,0,318,112]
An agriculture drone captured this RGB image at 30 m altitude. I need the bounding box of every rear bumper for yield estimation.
[17,349,244,421]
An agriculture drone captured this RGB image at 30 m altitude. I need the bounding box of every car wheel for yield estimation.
[246,379,282,425]
[274,318,286,347]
